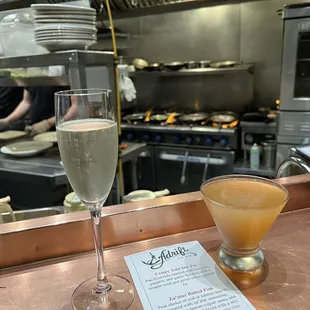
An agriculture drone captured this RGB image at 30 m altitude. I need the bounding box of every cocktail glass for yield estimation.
[201,175,289,273]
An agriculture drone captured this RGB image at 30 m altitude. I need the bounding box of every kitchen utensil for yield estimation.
[33,131,57,143]
[0,130,26,141]
[186,61,200,69]
[210,112,238,124]
[164,61,185,71]
[143,63,162,71]
[262,140,276,169]
[210,61,239,68]
[123,189,170,203]
[32,4,96,13]
[199,60,212,68]
[132,58,148,70]
[125,112,146,122]
[150,114,169,122]
[179,112,208,122]
[1,141,53,157]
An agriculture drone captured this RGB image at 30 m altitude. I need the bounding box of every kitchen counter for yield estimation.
[1,174,310,309]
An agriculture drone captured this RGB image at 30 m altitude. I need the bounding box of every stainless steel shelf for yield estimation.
[0,76,69,87]
[129,64,254,77]
[0,50,114,69]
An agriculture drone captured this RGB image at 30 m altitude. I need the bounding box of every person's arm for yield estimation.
[26,94,78,136]
[6,88,31,123]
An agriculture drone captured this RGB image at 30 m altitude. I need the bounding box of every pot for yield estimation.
[199,60,212,68]
[186,61,200,69]
[132,58,148,70]
[123,189,170,203]
[179,112,208,123]
[164,61,185,71]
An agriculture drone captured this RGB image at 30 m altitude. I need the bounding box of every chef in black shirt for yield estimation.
[0,86,68,135]
[0,87,23,119]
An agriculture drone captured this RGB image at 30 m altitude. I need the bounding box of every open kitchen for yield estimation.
[0,0,308,214]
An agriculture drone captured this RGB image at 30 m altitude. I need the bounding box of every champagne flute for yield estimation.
[55,89,134,310]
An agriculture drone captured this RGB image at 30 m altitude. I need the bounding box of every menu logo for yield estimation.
[142,246,197,269]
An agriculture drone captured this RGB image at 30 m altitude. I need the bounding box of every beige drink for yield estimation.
[202,179,288,250]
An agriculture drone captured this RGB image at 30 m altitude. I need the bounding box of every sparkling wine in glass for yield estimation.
[55,89,134,310]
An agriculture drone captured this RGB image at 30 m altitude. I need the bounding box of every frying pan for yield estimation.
[150,114,169,122]
[210,112,238,124]
[125,113,146,122]
[144,63,162,71]
[210,61,239,69]
[179,112,208,122]
[164,61,185,71]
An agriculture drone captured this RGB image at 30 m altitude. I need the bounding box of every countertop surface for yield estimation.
[1,207,310,310]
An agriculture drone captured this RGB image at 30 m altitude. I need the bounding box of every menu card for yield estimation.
[125,241,255,310]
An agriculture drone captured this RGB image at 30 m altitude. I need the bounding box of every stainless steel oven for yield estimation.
[281,3,310,111]
[155,146,234,194]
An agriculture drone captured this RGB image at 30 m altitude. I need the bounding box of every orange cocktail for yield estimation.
[201,175,289,272]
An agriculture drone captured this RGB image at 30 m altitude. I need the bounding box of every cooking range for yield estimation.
[121,111,238,194]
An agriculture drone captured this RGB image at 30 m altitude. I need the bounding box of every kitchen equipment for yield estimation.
[164,61,185,71]
[150,114,168,123]
[132,58,148,70]
[1,141,53,157]
[262,140,276,169]
[277,145,310,178]
[178,112,208,123]
[250,143,260,170]
[123,189,170,203]
[210,111,238,124]
[199,60,212,68]
[143,63,162,71]
[186,61,199,69]
[210,61,238,68]
[125,112,146,122]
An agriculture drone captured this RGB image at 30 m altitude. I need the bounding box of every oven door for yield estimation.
[155,146,234,194]
[281,18,310,111]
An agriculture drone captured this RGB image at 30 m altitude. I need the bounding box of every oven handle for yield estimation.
[160,152,227,165]
[180,151,189,185]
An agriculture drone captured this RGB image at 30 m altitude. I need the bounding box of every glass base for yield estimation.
[218,244,264,273]
[72,275,134,310]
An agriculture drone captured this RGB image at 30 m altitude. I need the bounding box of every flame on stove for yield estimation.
[194,98,200,111]
[166,112,176,124]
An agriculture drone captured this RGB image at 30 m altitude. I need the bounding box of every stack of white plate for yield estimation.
[31,4,97,52]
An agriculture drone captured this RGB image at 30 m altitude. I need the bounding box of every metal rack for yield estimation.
[129,64,254,77]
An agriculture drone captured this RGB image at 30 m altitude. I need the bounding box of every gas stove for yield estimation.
[121,123,238,150]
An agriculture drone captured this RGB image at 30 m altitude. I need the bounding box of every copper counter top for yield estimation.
[1,207,310,310]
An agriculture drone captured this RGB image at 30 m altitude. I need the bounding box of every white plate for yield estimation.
[33,132,58,143]
[34,19,96,25]
[0,131,26,141]
[34,14,96,20]
[37,39,96,52]
[31,4,96,13]
[35,24,96,31]
[32,10,95,16]
[35,30,97,35]
[36,35,96,41]
[1,141,53,157]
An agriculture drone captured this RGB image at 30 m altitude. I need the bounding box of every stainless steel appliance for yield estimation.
[277,145,310,177]
[121,120,237,194]
[277,3,310,168]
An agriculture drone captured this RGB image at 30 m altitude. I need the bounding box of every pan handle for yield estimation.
[202,154,211,183]
[180,151,189,185]
[160,152,226,165]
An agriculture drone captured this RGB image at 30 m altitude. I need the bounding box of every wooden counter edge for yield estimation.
[0,174,309,269]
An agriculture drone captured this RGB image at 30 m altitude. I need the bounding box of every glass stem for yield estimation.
[90,209,111,294]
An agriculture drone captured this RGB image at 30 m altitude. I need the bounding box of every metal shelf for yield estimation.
[0,76,69,87]
[0,50,114,69]
[234,160,276,178]
[129,64,254,77]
